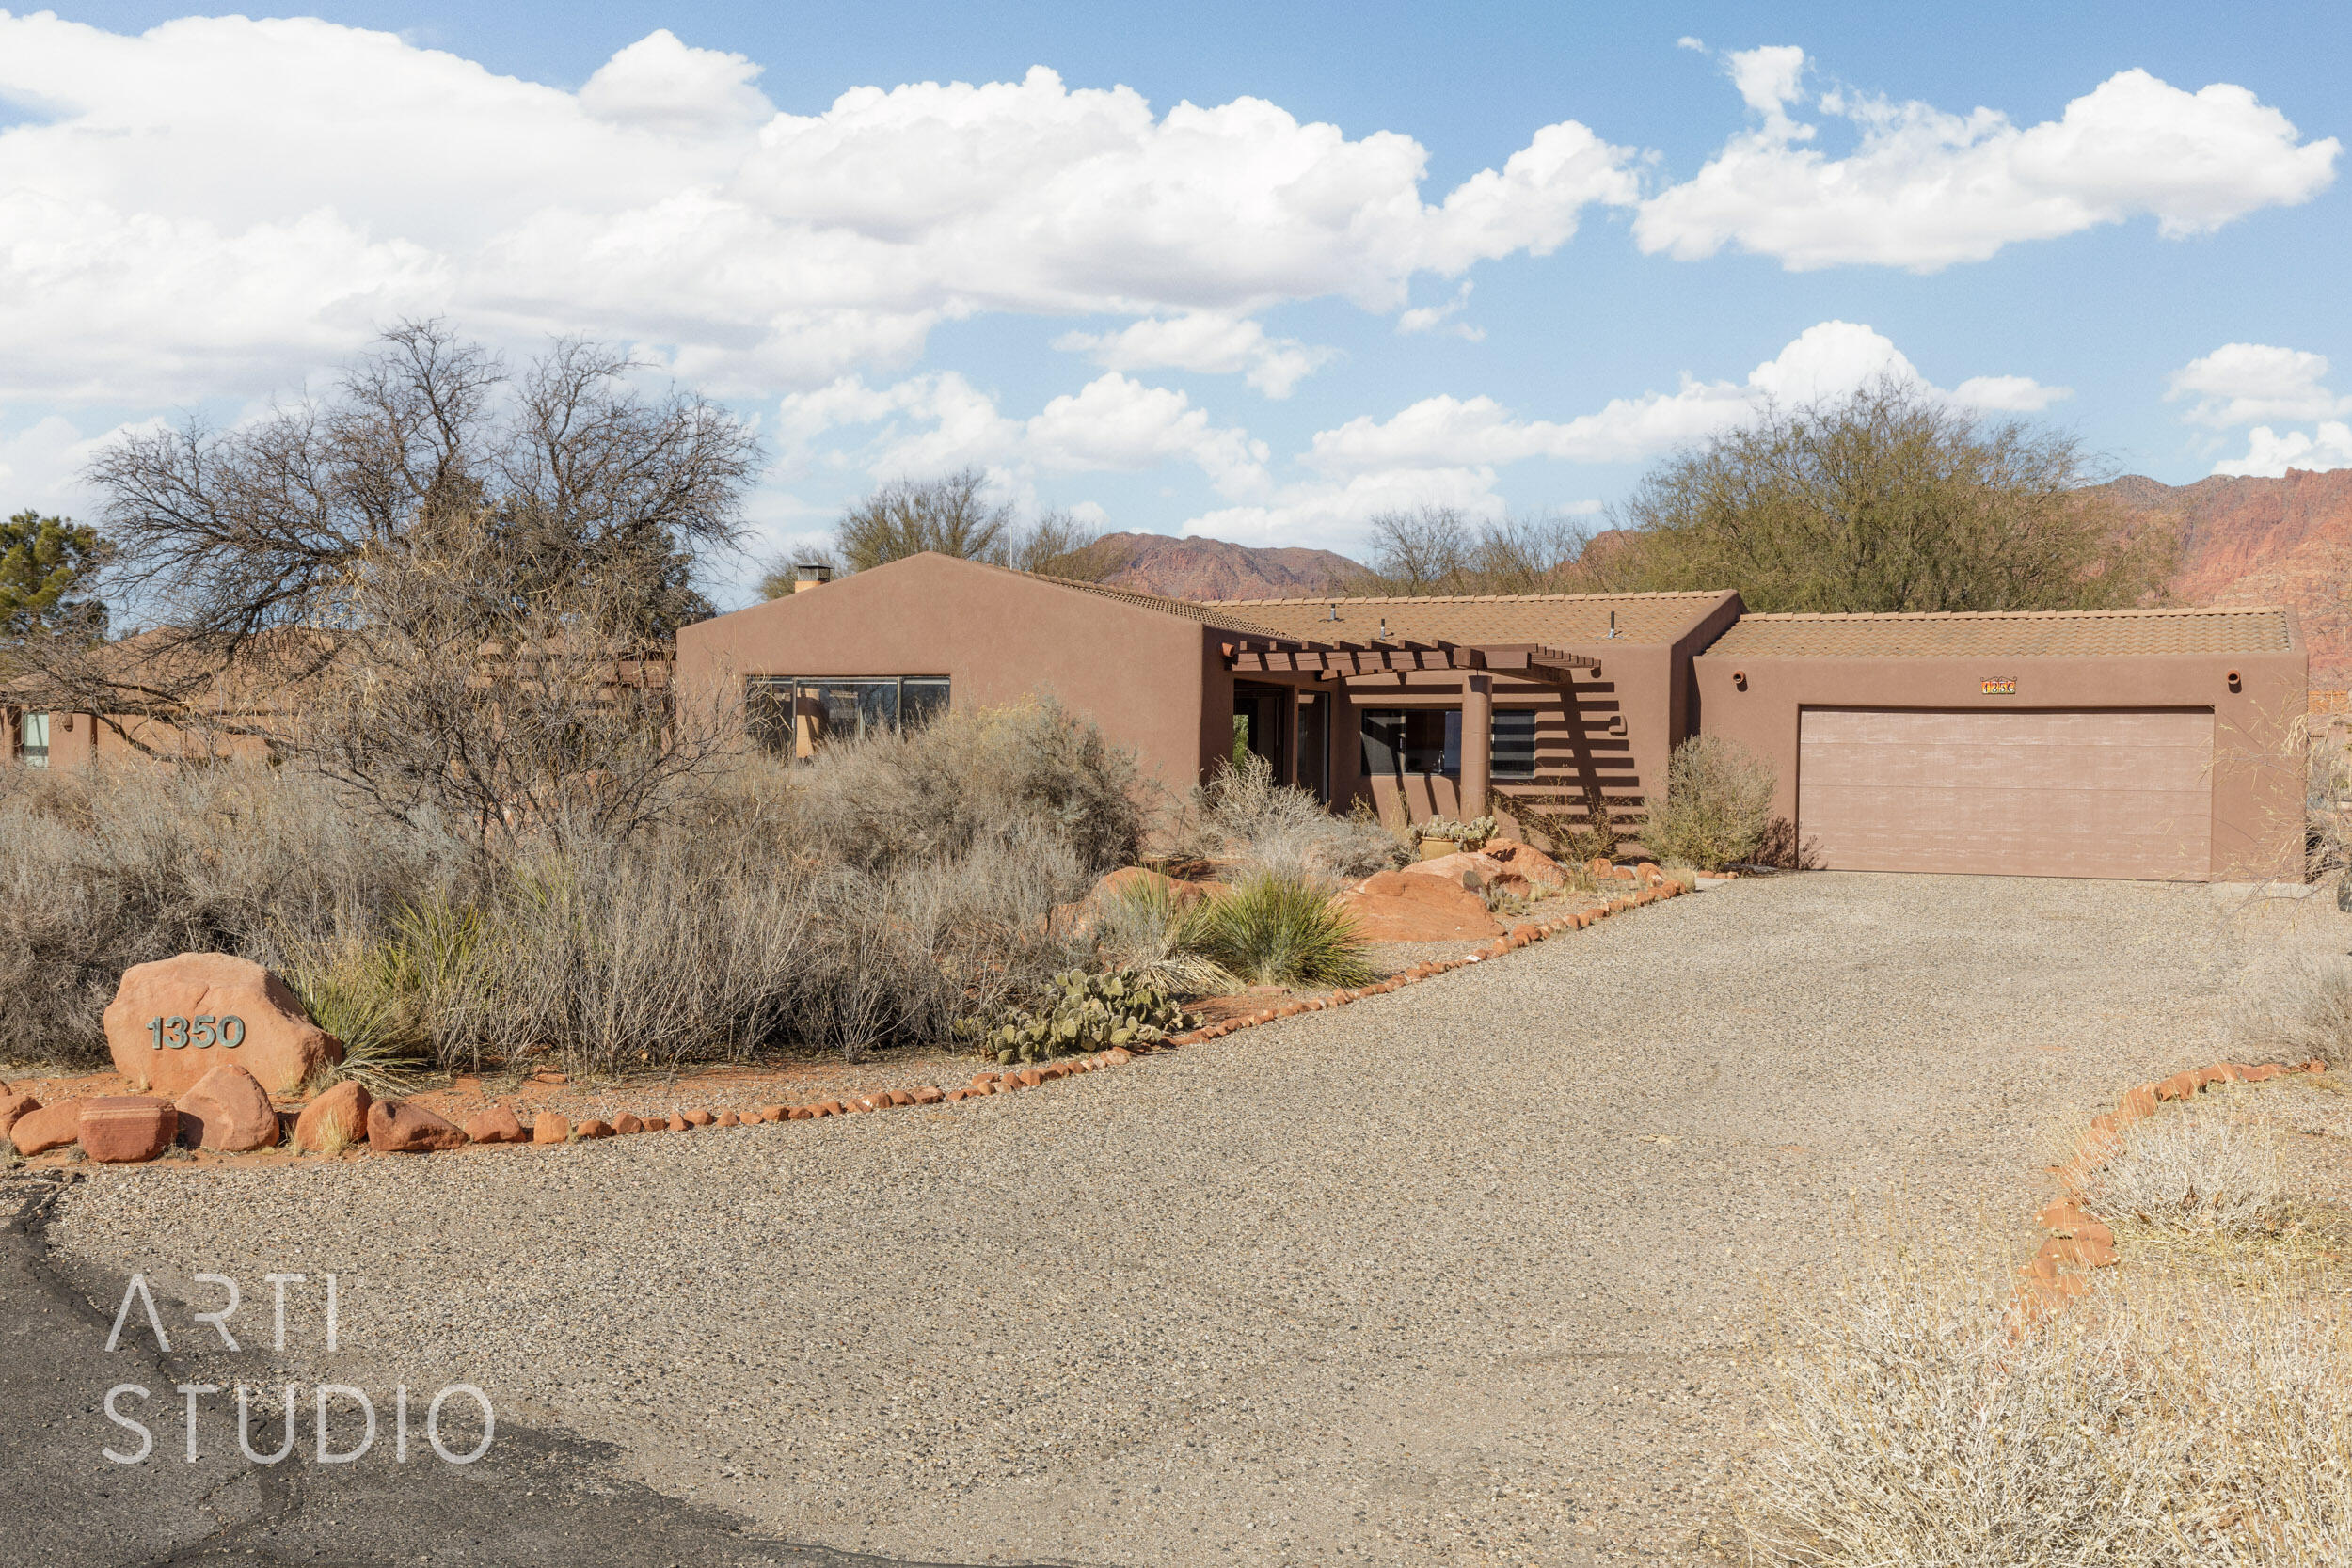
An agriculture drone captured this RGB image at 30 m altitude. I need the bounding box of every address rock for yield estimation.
[104,953,342,1099]
[173,1061,281,1153]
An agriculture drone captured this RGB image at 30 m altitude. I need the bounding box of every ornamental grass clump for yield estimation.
[1088,874,1240,997]
[1187,871,1378,990]
[1169,753,1397,880]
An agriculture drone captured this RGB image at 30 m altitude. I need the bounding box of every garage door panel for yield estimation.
[1798,708,2213,880]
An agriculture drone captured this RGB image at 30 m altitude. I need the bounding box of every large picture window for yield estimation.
[747,676,950,757]
[1360,708,1459,777]
[1359,707,1538,780]
[20,712,48,768]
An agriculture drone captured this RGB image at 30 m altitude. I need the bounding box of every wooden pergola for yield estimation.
[1221,635,1604,818]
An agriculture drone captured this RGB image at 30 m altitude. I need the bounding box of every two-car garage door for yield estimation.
[1797,708,2214,880]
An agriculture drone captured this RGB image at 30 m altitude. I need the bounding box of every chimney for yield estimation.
[793,562,834,593]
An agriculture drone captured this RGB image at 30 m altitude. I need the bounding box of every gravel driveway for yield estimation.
[41,874,2328,1565]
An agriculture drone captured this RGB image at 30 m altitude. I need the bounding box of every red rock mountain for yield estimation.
[2100,470,2352,685]
[1083,531,1368,601]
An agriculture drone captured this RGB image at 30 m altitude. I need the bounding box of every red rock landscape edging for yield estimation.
[2015,1055,2328,1323]
[3,872,1701,1168]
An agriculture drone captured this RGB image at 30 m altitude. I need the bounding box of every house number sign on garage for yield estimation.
[145,1015,246,1050]
[1981,677,2017,694]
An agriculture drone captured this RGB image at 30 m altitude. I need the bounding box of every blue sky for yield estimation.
[4,3,2347,604]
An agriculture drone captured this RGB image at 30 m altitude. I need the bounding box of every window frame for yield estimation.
[745,675,951,758]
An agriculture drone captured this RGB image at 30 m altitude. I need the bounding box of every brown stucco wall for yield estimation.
[1692,640,2309,881]
[674,553,1219,800]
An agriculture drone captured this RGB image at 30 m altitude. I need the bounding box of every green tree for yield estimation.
[1598,379,2176,612]
[0,510,113,637]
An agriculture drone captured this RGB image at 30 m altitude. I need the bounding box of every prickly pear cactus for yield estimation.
[957,969,1193,1064]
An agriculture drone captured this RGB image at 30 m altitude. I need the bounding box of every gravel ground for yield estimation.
[42,874,2341,1566]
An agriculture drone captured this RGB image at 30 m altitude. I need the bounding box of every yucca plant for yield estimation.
[1187,870,1377,990]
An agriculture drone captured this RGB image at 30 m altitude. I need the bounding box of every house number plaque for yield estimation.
[145,1015,246,1050]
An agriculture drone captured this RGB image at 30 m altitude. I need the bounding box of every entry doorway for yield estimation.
[1232,682,1290,781]
[1295,690,1330,802]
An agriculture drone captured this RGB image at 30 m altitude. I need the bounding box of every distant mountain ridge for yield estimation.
[1084,531,1369,602]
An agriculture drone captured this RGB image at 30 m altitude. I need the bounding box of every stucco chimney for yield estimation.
[793,563,834,593]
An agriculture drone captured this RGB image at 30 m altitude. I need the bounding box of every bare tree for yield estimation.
[21,321,761,834]
[825,469,1116,583]
[1353,506,1592,596]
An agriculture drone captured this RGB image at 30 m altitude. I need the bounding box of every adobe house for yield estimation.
[674,551,1740,842]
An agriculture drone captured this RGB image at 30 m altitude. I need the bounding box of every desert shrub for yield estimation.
[2245,954,2352,1071]
[0,695,1130,1071]
[1187,871,1377,990]
[1169,753,1395,881]
[1644,735,1776,871]
[782,694,1143,875]
[1740,1243,2352,1566]
[961,968,1192,1064]
[1088,876,1240,997]
[0,764,461,1064]
[2083,1104,2282,1233]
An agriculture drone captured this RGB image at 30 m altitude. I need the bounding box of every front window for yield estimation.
[1359,707,1538,779]
[1492,709,1538,781]
[747,677,949,758]
[21,712,48,768]
[1360,708,1459,777]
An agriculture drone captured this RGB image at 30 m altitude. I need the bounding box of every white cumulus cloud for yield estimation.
[1304,321,2066,478]
[1637,48,2338,271]
[2169,342,2352,427]
[778,372,1270,499]
[0,13,1642,403]
[2212,423,2352,478]
[1052,314,1334,398]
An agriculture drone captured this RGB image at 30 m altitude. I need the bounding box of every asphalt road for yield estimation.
[0,1176,988,1567]
[18,874,2335,1565]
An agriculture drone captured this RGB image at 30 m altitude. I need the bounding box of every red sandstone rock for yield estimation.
[103,952,342,1099]
[533,1112,573,1143]
[576,1118,613,1139]
[81,1096,177,1162]
[464,1106,527,1145]
[1401,851,1507,891]
[293,1082,370,1152]
[0,1090,40,1142]
[11,1099,84,1154]
[366,1100,467,1153]
[2154,1072,2199,1101]
[172,1061,279,1152]
[613,1113,644,1135]
[664,1112,691,1131]
[758,1104,787,1121]
[1337,871,1503,942]
[681,1109,715,1127]
[1104,1047,1135,1065]
[713,1110,740,1127]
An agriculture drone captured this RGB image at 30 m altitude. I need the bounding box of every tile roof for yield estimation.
[1702,606,2296,659]
[1190,591,1739,648]
[1037,573,1296,639]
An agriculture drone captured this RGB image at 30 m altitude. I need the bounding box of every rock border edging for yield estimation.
[2015,1055,2328,1323]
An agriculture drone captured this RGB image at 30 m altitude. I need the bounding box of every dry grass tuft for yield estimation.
[2084,1103,2283,1234]
[1167,753,1399,883]
[1738,1235,2352,1565]
[2244,953,2352,1073]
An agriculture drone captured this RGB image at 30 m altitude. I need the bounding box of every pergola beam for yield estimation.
[1222,638,1600,677]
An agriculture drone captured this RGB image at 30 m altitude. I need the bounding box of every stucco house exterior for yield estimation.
[673,552,2309,881]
